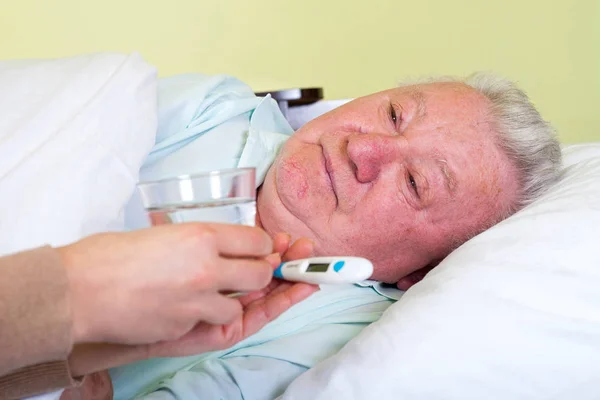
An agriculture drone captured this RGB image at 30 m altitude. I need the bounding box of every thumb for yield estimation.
[265,252,282,270]
[282,238,314,262]
[272,233,292,255]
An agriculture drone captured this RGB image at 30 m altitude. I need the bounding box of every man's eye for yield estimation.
[408,174,419,196]
[389,104,400,126]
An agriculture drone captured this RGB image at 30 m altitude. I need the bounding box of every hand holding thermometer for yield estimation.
[225,257,373,298]
[272,256,373,284]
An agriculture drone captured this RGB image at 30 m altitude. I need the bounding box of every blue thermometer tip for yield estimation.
[273,263,284,279]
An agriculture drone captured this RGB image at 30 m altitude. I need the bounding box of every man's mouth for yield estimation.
[322,146,338,206]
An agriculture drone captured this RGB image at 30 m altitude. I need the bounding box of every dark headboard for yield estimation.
[254,87,323,119]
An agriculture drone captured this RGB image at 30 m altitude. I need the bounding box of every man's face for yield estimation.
[258,82,519,286]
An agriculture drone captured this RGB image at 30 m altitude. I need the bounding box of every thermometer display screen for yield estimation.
[306,263,329,273]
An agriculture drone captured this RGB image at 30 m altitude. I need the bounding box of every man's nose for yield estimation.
[347,133,403,183]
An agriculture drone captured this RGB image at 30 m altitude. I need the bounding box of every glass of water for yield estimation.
[137,168,256,226]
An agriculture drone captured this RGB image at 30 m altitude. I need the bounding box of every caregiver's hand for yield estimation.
[147,234,319,358]
[59,223,275,346]
[64,234,319,381]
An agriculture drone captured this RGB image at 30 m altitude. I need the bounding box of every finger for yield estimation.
[197,294,243,325]
[265,252,282,269]
[241,283,319,337]
[237,279,290,307]
[272,232,291,255]
[235,238,315,303]
[281,238,314,262]
[395,265,434,290]
[201,223,273,257]
[59,371,113,400]
[240,280,293,307]
[246,279,319,308]
[396,277,414,291]
[216,258,273,292]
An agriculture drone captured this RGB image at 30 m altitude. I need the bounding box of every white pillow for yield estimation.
[282,143,600,400]
[0,52,157,255]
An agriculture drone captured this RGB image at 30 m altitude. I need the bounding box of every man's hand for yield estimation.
[147,234,319,358]
[396,264,436,290]
[60,371,113,400]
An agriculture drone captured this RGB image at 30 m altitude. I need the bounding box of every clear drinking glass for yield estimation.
[137,168,256,226]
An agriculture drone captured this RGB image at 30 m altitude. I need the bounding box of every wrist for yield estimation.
[68,343,150,377]
[57,245,94,344]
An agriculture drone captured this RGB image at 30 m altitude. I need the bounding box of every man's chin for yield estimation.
[256,190,296,239]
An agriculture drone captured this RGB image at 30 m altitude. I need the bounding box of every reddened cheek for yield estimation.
[277,157,309,201]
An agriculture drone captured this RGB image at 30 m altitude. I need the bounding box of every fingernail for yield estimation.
[308,239,316,253]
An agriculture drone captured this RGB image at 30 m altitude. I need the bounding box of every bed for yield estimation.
[2,52,600,400]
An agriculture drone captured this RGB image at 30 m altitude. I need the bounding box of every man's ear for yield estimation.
[395,259,442,291]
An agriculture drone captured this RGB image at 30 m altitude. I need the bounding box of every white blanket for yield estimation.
[0,52,157,255]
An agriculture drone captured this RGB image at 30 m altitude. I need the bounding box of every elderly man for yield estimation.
[62,72,561,399]
[257,75,560,289]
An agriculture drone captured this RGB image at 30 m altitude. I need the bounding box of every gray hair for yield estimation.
[401,72,562,214]
[464,72,562,213]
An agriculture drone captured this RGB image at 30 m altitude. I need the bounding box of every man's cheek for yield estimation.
[358,198,399,229]
[276,156,310,202]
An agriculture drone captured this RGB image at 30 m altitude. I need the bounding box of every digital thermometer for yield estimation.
[273,257,373,284]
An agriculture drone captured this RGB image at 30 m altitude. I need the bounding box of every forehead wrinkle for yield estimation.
[431,147,458,197]
[436,158,457,195]
[406,89,427,120]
